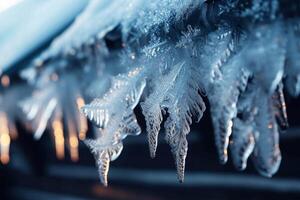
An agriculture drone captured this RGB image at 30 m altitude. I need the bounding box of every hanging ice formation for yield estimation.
[1,0,300,186]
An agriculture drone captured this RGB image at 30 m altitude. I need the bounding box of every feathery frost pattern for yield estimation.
[82,68,145,185]
[142,61,206,182]
[76,0,299,185]
[1,0,299,186]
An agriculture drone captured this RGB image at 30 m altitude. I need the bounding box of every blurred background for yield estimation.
[1,98,300,200]
[1,0,300,199]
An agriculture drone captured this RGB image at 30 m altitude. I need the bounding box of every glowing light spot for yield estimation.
[76,97,85,109]
[0,134,10,146]
[67,118,79,162]
[52,120,65,159]
[76,97,88,140]
[0,112,11,164]
[268,124,273,129]
[70,136,78,148]
[69,135,79,162]
[1,75,10,87]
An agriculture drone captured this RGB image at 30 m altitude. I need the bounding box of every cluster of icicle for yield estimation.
[1,0,299,187]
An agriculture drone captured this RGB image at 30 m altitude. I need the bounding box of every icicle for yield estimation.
[209,63,250,164]
[285,20,300,97]
[82,68,145,185]
[85,133,123,187]
[141,62,184,158]
[252,91,282,177]
[230,118,255,170]
[242,23,286,94]
[272,82,288,130]
[4,0,300,183]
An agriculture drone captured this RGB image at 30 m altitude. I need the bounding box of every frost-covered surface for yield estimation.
[0,0,87,72]
[0,0,299,186]
[82,68,145,186]
[36,0,201,64]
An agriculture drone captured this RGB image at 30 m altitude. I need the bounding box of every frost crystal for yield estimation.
[1,0,300,186]
[75,0,300,184]
[82,68,145,185]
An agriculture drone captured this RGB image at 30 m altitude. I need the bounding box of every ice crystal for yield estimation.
[82,68,145,185]
[20,75,87,161]
[141,61,206,182]
[76,0,300,185]
[1,0,300,187]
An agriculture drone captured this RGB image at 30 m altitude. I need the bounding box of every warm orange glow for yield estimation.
[67,119,79,162]
[224,149,228,157]
[52,120,65,160]
[79,131,86,140]
[69,136,78,147]
[92,185,157,199]
[0,134,10,146]
[0,134,10,164]
[69,135,79,162]
[1,154,9,164]
[76,97,88,140]
[0,112,11,164]
[79,115,88,140]
[76,97,85,109]
[1,75,10,87]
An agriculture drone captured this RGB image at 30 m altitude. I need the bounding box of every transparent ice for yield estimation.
[0,0,299,186]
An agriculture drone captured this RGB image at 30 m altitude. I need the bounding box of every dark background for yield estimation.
[0,95,300,200]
